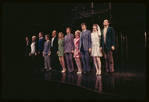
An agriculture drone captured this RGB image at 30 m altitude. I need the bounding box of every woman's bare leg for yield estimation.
[61,56,66,72]
[93,56,99,75]
[97,56,101,75]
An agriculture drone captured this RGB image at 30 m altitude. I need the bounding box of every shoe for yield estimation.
[77,72,82,74]
[47,68,52,71]
[84,71,87,75]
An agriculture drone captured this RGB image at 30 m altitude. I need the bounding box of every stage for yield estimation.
[2,64,146,99]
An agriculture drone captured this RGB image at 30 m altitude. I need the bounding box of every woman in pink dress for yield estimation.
[74,30,82,74]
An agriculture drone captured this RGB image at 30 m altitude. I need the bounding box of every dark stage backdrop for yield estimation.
[2,3,146,73]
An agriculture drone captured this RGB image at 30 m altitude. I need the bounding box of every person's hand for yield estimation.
[100,47,102,51]
[71,50,74,53]
[43,54,44,57]
[48,53,50,56]
[35,53,37,56]
[89,48,91,53]
[111,46,115,50]
[57,51,59,54]
[48,52,51,56]
[29,53,31,56]
[64,51,65,54]
[38,51,40,54]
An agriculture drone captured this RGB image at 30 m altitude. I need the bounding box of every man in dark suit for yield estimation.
[79,23,92,75]
[25,37,31,69]
[100,19,115,75]
[50,30,59,71]
[38,32,45,71]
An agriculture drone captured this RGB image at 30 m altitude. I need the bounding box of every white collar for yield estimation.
[39,37,43,39]
[82,29,86,32]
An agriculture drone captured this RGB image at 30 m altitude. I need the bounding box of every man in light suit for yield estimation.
[79,23,92,75]
[100,19,115,75]
[64,27,74,73]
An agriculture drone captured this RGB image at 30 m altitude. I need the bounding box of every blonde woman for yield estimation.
[74,30,82,74]
[91,24,103,75]
[57,32,66,73]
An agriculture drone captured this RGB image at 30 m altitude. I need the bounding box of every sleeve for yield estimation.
[100,30,102,47]
[111,27,115,46]
[64,36,65,52]
[56,37,58,52]
[35,42,38,53]
[48,41,51,54]
[88,30,91,49]
[72,34,74,51]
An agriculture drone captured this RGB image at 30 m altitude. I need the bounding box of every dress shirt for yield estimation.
[103,26,108,44]
[31,42,36,54]
[51,37,55,47]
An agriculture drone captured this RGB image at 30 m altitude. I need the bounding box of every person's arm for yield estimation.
[88,30,91,49]
[64,36,66,53]
[71,34,74,52]
[100,30,102,47]
[111,27,115,46]
[79,33,82,51]
[35,42,38,56]
[48,41,51,56]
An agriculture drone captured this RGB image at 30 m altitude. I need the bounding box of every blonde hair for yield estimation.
[58,32,64,39]
[75,30,81,36]
[32,36,36,39]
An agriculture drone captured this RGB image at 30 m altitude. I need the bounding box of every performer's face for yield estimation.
[45,36,48,40]
[103,20,109,26]
[32,38,35,42]
[58,33,62,38]
[75,32,79,37]
[66,28,70,34]
[93,26,97,31]
[39,33,41,38]
[81,25,86,30]
[26,37,28,41]
[52,31,56,37]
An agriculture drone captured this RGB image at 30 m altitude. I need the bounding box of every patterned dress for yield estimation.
[74,37,81,58]
[91,32,103,57]
[58,39,64,57]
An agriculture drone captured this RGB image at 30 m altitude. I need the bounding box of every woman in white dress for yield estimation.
[91,24,103,75]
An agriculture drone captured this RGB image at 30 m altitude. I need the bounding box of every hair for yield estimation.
[45,34,50,39]
[39,32,44,36]
[104,19,110,23]
[75,30,81,37]
[53,30,57,34]
[81,23,87,27]
[93,24,98,28]
[32,36,36,39]
[66,27,72,32]
[58,32,64,39]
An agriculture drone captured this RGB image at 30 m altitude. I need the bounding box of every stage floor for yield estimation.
[2,64,146,99]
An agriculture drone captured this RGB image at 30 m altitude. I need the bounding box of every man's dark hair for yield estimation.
[104,19,110,23]
[66,27,72,32]
[39,32,44,36]
[81,23,87,27]
[45,34,50,39]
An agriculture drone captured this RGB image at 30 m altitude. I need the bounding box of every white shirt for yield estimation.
[51,37,55,47]
[103,26,108,44]
[31,42,36,54]
[82,29,86,32]
[39,37,43,39]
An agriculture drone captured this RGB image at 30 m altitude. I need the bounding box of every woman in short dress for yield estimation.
[91,24,103,75]
[57,32,66,73]
[74,30,82,74]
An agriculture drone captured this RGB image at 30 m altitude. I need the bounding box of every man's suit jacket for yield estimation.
[79,29,91,51]
[25,41,31,56]
[50,36,58,54]
[29,41,39,54]
[64,33,74,53]
[100,27,115,50]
